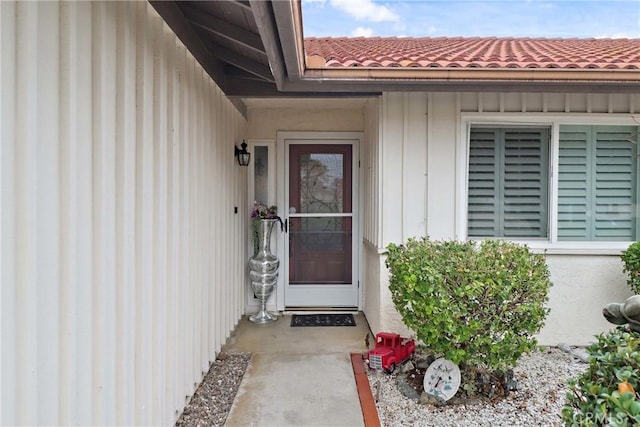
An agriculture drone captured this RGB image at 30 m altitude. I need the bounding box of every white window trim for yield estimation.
[456,113,640,255]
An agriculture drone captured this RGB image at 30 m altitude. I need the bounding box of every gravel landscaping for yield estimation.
[175,352,251,427]
[175,347,588,427]
[367,347,589,427]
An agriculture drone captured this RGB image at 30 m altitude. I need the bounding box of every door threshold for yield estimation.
[284,306,358,313]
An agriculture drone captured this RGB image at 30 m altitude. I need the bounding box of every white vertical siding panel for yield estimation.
[207,73,214,353]
[226,100,232,330]
[203,70,209,359]
[196,67,207,373]
[2,2,247,425]
[459,92,479,112]
[231,101,238,327]
[610,94,630,113]
[185,53,196,390]
[163,25,178,422]
[92,4,118,423]
[208,83,217,358]
[224,90,231,340]
[546,93,565,112]
[590,94,608,113]
[483,92,500,112]
[213,81,222,347]
[215,90,223,342]
[214,88,224,352]
[222,95,230,337]
[217,99,223,333]
[165,31,175,419]
[380,93,404,245]
[114,2,136,424]
[502,93,521,112]
[58,4,80,424]
[37,2,61,422]
[14,3,40,424]
[366,98,382,247]
[189,61,198,381]
[191,56,199,380]
[567,93,586,112]
[526,93,544,112]
[153,14,169,424]
[0,2,17,424]
[402,93,428,240]
[174,47,184,416]
[220,84,228,347]
[426,93,457,240]
[73,3,95,423]
[224,94,230,332]
[177,42,190,401]
[134,2,154,423]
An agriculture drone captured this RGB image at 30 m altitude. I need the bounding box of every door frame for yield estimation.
[275,131,363,311]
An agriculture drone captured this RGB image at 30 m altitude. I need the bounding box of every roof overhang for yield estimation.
[151,0,640,109]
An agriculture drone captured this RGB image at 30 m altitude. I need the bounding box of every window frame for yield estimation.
[457,113,640,255]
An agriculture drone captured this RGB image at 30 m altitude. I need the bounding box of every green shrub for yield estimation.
[385,238,551,371]
[562,327,640,426]
[621,242,640,294]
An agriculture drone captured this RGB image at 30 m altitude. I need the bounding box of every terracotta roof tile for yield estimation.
[304,37,640,70]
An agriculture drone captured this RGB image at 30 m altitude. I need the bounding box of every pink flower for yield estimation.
[251,202,278,219]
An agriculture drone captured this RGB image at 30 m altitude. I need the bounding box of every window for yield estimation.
[465,123,640,244]
[558,126,638,241]
[467,127,549,238]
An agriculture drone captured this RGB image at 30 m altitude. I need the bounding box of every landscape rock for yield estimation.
[369,347,588,426]
[395,374,421,401]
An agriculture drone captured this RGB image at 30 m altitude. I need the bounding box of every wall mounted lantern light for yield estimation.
[234,140,251,166]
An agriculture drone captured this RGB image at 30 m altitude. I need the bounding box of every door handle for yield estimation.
[284,218,288,233]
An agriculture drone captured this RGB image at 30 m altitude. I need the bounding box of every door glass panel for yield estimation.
[289,217,352,284]
[253,146,269,205]
[300,154,345,213]
[288,144,353,287]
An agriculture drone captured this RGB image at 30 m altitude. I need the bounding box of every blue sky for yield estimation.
[301,0,640,38]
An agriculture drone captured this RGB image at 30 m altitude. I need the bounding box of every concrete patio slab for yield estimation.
[224,313,373,426]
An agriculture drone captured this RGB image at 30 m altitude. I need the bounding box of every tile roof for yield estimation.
[304,37,640,70]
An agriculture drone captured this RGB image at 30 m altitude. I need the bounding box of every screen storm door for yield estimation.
[284,142,358,308]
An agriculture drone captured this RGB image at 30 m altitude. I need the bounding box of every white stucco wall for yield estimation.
[245,99,365,139]
[1,3,247,425]
[540,255,633,345]
[362,243,383,333]
[371,91,640,346]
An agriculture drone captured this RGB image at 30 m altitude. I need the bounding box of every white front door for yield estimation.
[277,132,360,308]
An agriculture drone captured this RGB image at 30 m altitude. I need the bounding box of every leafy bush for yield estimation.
[621,242,640,294]
[562,327,640,426]
[385,238,551,371]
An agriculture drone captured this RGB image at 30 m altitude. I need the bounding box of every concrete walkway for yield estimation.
[224,313,373,427]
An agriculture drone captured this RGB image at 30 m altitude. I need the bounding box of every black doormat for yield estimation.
[290,313,356,327]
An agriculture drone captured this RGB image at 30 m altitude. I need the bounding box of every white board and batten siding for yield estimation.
[370,91,640,345]
[1,2,247,425]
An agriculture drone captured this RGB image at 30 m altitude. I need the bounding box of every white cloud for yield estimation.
[352,27,374,37]
[595,32,640,39]
[330,0,399,22]
[302,0,327,4]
